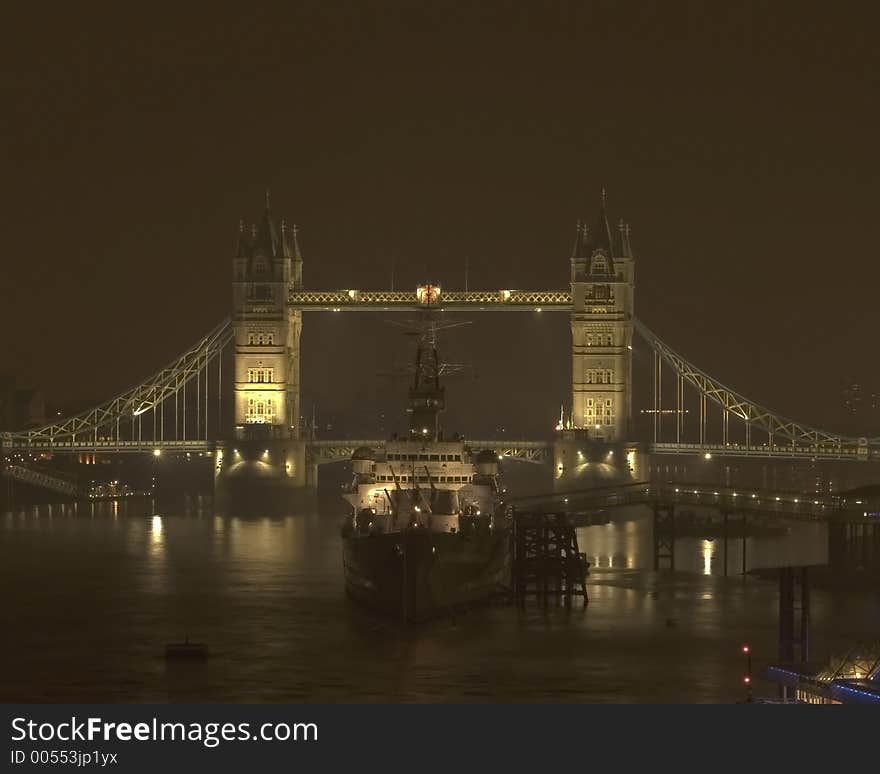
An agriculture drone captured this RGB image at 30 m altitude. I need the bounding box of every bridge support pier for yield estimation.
[778,566,810,664]
[213,438,313,512]
[652,502,675,571]
[553,432,646,493]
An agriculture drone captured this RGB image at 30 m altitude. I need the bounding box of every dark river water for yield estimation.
[2,493,878,703]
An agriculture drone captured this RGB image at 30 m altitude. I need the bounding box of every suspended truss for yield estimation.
[634,319,879,458]
[289,289,572,311]
[1,319,232,451]
[1,464,84,497]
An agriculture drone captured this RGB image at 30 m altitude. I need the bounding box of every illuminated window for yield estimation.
[246,397,275,423]
[247,367,274,383]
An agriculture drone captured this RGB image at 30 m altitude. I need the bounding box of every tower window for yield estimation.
[247,367,275,383]
[246,396,276,423]
[247,332,275,345]
[585,368,614,385]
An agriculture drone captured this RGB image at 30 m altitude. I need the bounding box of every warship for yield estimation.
[341,289,510,621]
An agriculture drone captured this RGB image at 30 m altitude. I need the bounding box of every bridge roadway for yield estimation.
[508,481,861,523]
[3,437,876,462]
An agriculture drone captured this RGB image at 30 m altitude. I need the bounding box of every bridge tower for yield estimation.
[215,193,309,506]
[230,193,302,439]
[555,192,644,489]
[570,191,634,440]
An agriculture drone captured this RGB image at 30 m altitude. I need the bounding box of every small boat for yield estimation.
[164,637,208,660]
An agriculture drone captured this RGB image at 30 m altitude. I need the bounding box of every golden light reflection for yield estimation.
[702,539,714,576]
[150,515,164,555]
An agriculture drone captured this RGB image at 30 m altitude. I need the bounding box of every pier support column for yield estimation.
[214,439,311,511]
[553,432,645,493]
[653,501,675,571]
[778,566,810,667]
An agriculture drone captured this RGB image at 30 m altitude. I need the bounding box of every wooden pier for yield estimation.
[511,510,590,606]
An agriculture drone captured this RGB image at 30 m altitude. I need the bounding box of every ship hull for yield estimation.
[343,527,510,622]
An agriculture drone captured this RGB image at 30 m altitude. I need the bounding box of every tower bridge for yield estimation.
[2,193,878,500]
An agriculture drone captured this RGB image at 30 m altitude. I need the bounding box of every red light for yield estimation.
[742,645,750,653]
[743,676,751,684]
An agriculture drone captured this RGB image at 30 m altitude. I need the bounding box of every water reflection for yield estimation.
[702,539,714,576]
[150,515,163,553]
[0,496,850,703]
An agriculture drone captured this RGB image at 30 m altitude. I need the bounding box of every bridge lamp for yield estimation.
[153,449,161,458]
[732,492,738,497]
[594,424,600,430]
[497,455,503,460]
[775,496,780,502]
[534,307,542,313]
[704,452,712,460]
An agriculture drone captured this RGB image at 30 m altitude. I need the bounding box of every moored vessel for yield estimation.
[340,292,510,621]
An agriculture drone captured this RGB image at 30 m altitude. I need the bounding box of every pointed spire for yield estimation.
[253,190,280,257]
[265,187,271,212]
[235,219,250,257]
[584,188,614,257]
[623,222,633,257]
[292,223,302,261]
[572,219,587,259]
[281,220,303,261]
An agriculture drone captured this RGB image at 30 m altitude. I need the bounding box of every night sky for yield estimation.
[2,2,878,439]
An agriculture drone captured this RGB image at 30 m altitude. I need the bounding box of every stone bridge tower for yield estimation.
[555,192,643,489]
[231,193,303,440]
[569,191,634,441]
[216,193,308,506]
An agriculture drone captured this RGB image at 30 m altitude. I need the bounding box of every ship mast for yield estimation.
[407,307,445,441]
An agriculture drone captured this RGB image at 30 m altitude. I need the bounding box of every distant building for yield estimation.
[0,374,45,430]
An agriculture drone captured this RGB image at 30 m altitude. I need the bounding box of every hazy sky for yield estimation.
[2,2,878,438]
